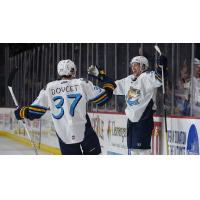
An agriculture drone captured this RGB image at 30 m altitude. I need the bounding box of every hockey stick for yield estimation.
[154,45,169,155]
[8,67,38,155]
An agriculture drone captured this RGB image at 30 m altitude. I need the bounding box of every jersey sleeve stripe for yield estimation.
[155,74,162,82]
[155,65,162,75]
[89,91,106,102]
[155,67,162,82]
[91,93,108,103]
[29,106,46,113]
[31,104,48,110]
[29,110,45,117]
[25,105,47,119]
[96,96,109,106]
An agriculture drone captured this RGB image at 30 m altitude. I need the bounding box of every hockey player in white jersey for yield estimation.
[115,55,167,154]
[14,59,116,155]
[88,55,167,155]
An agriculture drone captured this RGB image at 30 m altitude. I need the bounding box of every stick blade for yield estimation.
[154,45,162,56]
[7,67,19,87]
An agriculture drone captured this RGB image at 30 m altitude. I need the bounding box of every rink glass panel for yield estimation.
[4,43,200,117]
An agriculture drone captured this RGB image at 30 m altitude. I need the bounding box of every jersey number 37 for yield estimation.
[52,93,82,119]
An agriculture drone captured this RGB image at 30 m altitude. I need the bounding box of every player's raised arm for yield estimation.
[87,65,116,106]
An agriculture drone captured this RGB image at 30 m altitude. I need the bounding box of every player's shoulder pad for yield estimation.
[79,78,89,83]
[143,70,154,75]
[46,80,58,88]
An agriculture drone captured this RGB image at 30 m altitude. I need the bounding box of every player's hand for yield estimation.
[88,65,99,77]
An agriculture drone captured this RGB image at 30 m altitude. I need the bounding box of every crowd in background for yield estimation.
[3,43,200,117]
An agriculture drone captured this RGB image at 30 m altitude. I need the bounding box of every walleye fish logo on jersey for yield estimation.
[127,87,141,106]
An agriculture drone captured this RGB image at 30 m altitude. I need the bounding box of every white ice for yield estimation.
[0,136,49,155]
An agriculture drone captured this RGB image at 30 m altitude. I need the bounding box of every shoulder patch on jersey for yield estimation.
[61,80,68,84]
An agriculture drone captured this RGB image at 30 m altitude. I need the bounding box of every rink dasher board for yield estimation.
[88,112,162,155]
[88,112,200,155]
[0,108,200,155]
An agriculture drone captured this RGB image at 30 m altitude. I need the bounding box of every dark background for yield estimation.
[1,43,200,116]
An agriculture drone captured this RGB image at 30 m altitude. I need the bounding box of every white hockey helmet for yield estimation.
[194,58,200,66]
[57,59,77,77]
[130,56,149,72]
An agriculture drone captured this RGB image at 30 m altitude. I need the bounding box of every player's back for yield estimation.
[46,78,89,144]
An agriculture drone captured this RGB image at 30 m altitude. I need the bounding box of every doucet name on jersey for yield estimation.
[51,85,79,95]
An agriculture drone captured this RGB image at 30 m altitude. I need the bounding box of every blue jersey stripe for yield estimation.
[29,110,45,116]
[31,104,48,110]
[90,91,106,102]
[97,96,109,106]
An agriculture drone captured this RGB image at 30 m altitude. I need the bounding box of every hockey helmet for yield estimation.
[57,59,77,77]
[194,58,200,66]
[130,56,149,72]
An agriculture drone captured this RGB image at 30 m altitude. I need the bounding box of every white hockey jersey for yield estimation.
[31,78,106,144]
[114,71,162,122]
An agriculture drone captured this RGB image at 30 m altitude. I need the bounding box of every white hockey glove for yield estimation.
[88,65,99,77]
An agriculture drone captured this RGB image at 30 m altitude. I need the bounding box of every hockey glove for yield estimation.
[88,65,116,91]
[88,65,106,80]
[14,106,29,120]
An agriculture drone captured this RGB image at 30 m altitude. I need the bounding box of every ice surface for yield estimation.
[0,136,49,155]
